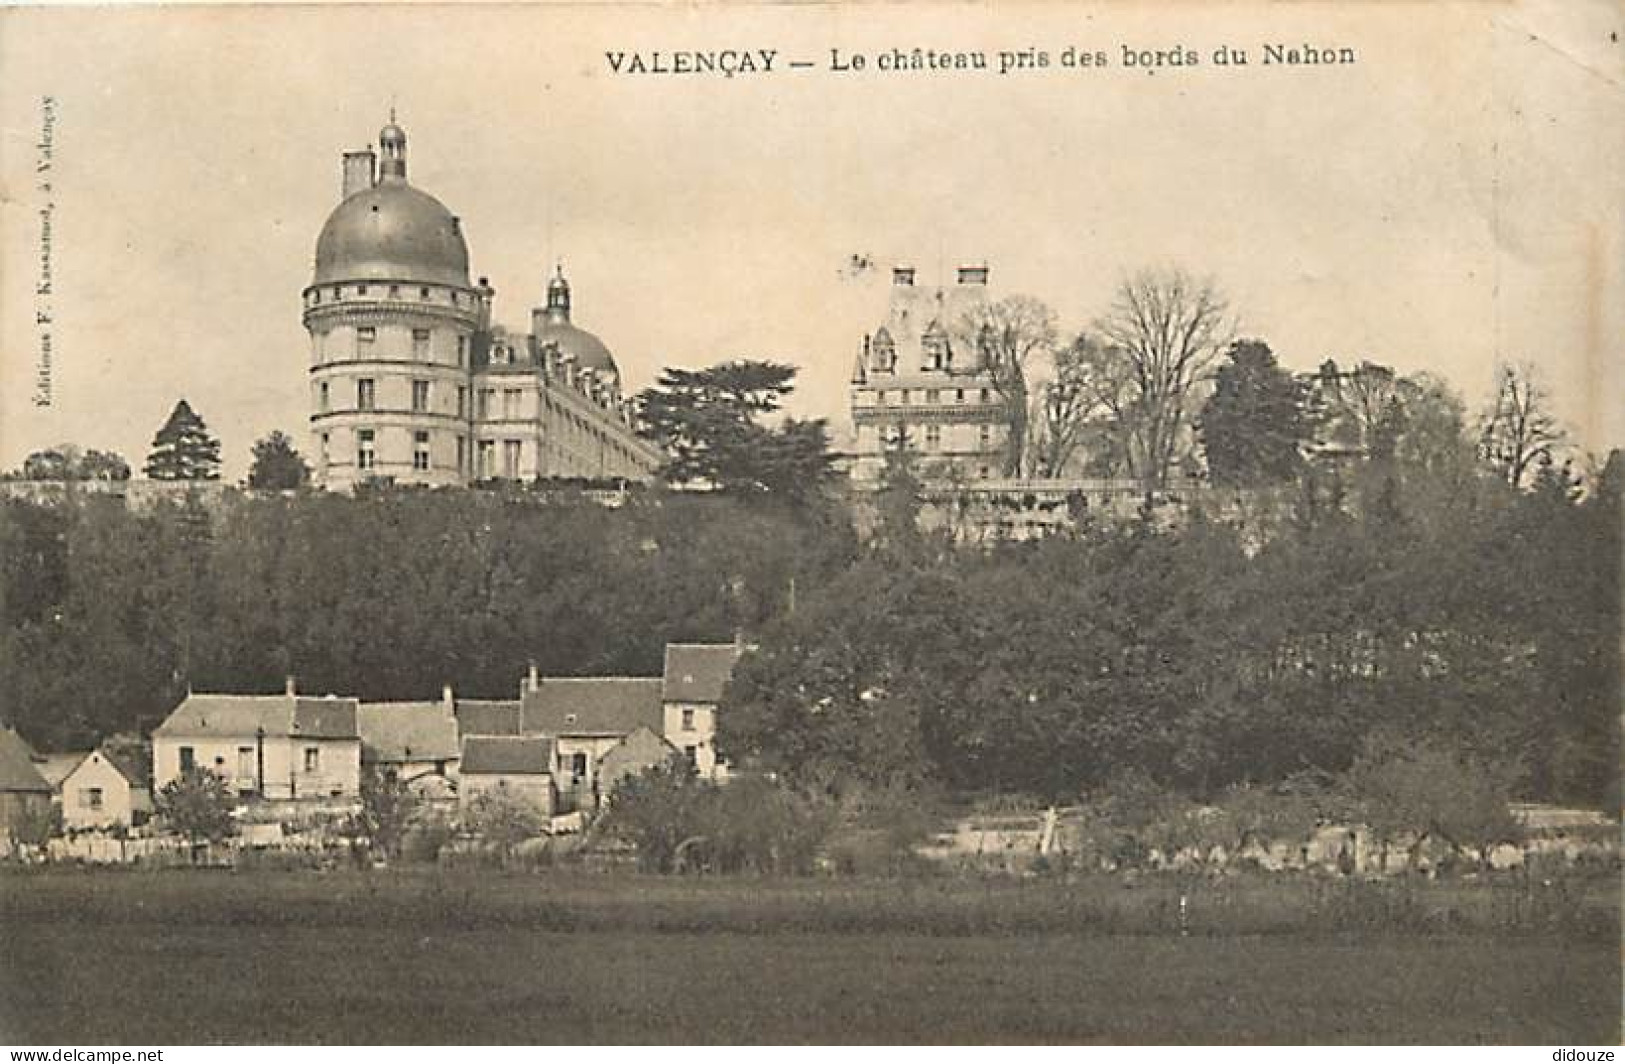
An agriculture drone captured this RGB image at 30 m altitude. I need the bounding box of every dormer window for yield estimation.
[870,328,896,373]
[922,321,951,372]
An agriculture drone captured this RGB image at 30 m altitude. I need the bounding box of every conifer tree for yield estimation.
[143,399,222,481]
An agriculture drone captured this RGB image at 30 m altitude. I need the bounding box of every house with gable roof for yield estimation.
[520,675,664,811]
[357,685,461,796]
[0,729,53,851]
[661,642,745,780]
[152,679,360,801]
[59,744,153,831]
[459,735,556,817]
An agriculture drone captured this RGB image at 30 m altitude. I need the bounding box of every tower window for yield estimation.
[413,431,431,471]
[455,435,466,475]
[412,329,431,358]
[356,327,376,353]
[457,385,468,418]
[477,388,493,420]
[477,440,495,479]
[503,440,521,478]
[956,388,966,404]
[925,389,940,405]
[979,425,992,449]
[456,336,467,366]
[419,286,431,300]
[357,429,376,471]
[503,388,523,420]
[332,286,343,301]
[389,285,400,299]
[980,389,991,404]
[412,379,430,413]
[925,425,941,451]
[311,289,321,305]
[319,433,330,470]
[357,378,375,411]
[318,381,330,412]
[357,285,369,297]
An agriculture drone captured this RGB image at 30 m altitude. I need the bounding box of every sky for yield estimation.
[1,1,1621,480]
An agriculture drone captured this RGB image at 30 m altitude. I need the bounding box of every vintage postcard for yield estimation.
[0,0,1620,1048]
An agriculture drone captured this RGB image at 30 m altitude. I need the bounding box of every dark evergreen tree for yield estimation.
[246,431,311,491]
[1198,340,1310,487]
[143,400,222,481]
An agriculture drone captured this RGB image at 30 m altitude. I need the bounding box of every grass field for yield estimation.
[0,868,1617,1044]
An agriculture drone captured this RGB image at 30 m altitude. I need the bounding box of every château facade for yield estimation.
[847,265,1013,486]
[303,117,660,491]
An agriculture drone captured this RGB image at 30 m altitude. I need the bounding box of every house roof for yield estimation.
[662,643,744,705]
[521,678,663,737]
[97,745,151,789]
[461,735,555,776]
[599,725,678,771]
[358,702,460,764]
[36,751,89,789]
[455,699,522,737]
[0,730,51,793]
[153,694,359,740]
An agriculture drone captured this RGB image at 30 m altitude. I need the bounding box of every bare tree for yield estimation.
[1031,332,1116,477]
[1092,268,1234,487]
[1478,361,1566,489]
[959,295,1058,477]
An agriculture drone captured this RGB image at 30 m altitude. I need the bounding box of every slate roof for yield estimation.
[455,700,522,737]
[461,736,555,776]
[0,730,51,793]
[521,678,664,737]
[153,694,359,740]
[358,702,460,764]
[98,745,152,789]
[662,643,744,705]
[36,752,89,790]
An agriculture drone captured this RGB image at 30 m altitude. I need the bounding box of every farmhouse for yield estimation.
[0,729,52,851]
[459,736,556,817]
[661,642,744,780]
[152,681,361,801]
[357,687,461,796]
[59,745,152,831]
[521,677,665,810]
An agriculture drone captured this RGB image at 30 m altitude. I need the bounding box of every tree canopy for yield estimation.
[1198,340,1311,487]
[247,431,311,492]
[144,400,222,481]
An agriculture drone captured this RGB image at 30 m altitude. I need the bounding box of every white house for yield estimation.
[358,687,461,797]
[459,735,556,818]
[661,643,745,780]
[151,681,361,801]
[59,746,152,831]
[519,676,664,810]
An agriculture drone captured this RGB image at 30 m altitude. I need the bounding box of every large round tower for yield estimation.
[303,116,484,489]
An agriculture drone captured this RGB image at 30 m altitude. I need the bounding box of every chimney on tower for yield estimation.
[341,149,376,199]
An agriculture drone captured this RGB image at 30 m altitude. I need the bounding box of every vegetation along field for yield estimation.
[1,869,1616,1044]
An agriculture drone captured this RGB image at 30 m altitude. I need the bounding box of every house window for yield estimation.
[304,747,320,773]
[357,378,376,411]
[980,389,992,404]
[571,752,587,780]
[681,708,695,732]
[683,745,698,768]
[925,425,942,451]
[318,381,330,412]
[419,286,431,300]
[357,285,369,297]
[178,747,195,772]
[80,787,104,810]
[412,379,430,413]
[503,440,522,478]
[412,329,431,358]
[237,747,255,779]
[358,429,376,471]
[414,431,431,471]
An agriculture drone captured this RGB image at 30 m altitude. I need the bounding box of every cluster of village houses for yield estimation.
[0,643,744,847]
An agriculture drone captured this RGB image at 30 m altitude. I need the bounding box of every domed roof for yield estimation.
[537,320,618,380]
[313,181,470,288]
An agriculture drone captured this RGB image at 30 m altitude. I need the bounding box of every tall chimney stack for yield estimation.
[527,662,540,693]
[441,683,454,712]
[341,149,376,199]
[284,675,297,697]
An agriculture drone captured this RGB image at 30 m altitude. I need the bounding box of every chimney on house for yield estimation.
[441,683,454,712]
[285,675,297,697]
[527,662,540,693]
[957,264,989,286]
[892,265,916,287]
[341,149,376,199]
